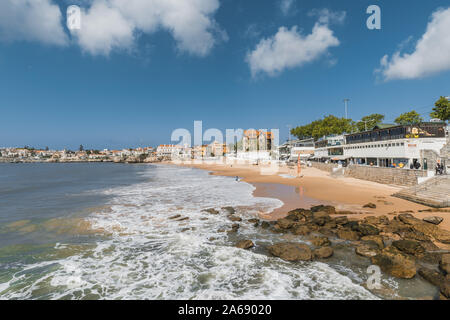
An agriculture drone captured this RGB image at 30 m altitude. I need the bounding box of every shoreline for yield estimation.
[169,161,450,233]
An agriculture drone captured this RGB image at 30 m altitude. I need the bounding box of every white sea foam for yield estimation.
[0,165,378,300]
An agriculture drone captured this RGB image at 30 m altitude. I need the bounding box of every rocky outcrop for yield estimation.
[310,236,331,247]
[418,268,445,287]
[203,208,219,215]
[313,246,333,259]
[361,235,384,249]
[267,242,312,262]
[440,254,450,275]
[371,246,416,279]
[337,229,360,241]
[355,244,379,258]
[352,223,380,236]
[363,203,377,209]
[397,213,450,244]
[236,240,254,249]
[392,240,425,257]
[312,211,331,226]
[310,205,336,215]
[228,216,242,222]
[222,206,236,214]
[292,225,311,236]
[423,216,443,225]
[276,218,295,229]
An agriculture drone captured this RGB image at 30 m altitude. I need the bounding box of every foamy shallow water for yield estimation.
[0,165,382,300]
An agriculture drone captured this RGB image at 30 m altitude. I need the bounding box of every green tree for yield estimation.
[291,115,354,140]
[356,114,385,132]
[395,110,423,125]
[79,144,84,152]
[430,96,450,121]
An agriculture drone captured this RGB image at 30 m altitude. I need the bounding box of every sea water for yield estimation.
[0,163,435,299]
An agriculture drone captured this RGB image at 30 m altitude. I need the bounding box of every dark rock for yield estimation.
[418,268,445,287]
[371,246,416,279]
[355,244,380,258]
[313,246,333,259]
[343,221,359,230]
[228,216,242,222]
[286,208,310,221]
[248,218,259,224]
[392,240,425,256]
[420,252,443,264]
[396,229,431,242]
[292,225,311,236]
[324,221,337,229]
[423,216,444,225]
[318,227,336,237]
[222,206,236,214]
[337,229,360,241]
[312,211,331,226]
[363,215,389,225]
[261,221,271,229]
[310,205,336,215]
[276,218,295,229]
[363,203,377,209]
[441,281,450,298]
[236,240,254,249]
[267,242,313,262]
[353,223,380,236]
[396,215,450,243]
[334,216,349,225]
[203,208,219,215]
[168,214,181,219]
[440,254,450,275]
[361,235,385,249]
[311,236,331,247]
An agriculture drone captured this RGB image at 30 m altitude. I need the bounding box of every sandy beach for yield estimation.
[172,160,450,232]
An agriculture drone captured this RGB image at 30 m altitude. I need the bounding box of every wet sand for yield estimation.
[170,161,450,231]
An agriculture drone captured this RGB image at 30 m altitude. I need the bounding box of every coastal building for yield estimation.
[242,130,273,152]
[206,141,228,157]
[278,139,315,161]
[313,135,345,162]
[343,122,447,169]
[156,144,180,159]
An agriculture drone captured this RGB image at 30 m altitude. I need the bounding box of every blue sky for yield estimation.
[0,0,449,150]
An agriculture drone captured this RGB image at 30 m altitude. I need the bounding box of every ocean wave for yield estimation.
[0,165,377,300]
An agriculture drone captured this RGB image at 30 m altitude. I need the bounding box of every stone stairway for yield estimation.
[393,175,450,208]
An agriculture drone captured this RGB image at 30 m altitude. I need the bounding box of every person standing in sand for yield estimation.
[297,154,303,178]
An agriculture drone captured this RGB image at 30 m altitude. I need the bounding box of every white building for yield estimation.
[313,135,345,162]
[343,123,447,170]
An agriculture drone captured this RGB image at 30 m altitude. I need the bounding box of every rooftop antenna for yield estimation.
[343,99,350,119]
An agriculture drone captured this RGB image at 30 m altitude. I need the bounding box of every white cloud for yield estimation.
[74,1,135,56]
[378,7,450,81]
[72,0,225,56]
[308,8,346,25]
[279,0,295,16]
[246,21,340,77]
[0,0,67,45]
